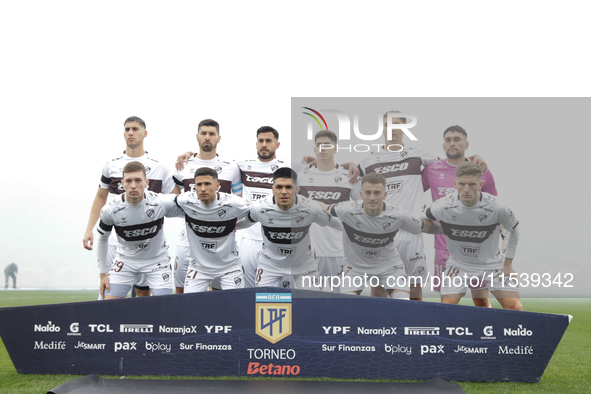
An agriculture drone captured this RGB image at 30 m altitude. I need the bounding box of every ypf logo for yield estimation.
[301,107,418,152]
[255,293,292,344]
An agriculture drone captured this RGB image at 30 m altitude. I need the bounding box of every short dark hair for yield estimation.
[122,161,146,178]
[124,116,146,129]
[383,110,406,124]
[273,167,297,183]
[315,130,337,144]
[198,119,219,134]
[455,161,481,180]
[257,126,279,140]
[361,172,386,187]
[444,125,467,138]
[194,167,219,182]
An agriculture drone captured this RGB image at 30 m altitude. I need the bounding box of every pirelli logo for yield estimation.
[255,293,292,344]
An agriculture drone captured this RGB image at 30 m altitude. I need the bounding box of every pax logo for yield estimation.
[114,342,137,352]
[420,345,444,355]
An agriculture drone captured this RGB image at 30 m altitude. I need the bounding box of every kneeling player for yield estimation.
[247,167,342,290]
[97,162,182,299]
[422,162,522,310]
[327,173,439,298]
[174,167,251,292]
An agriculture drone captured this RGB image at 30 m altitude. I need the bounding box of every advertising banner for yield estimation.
[0,288,570,382]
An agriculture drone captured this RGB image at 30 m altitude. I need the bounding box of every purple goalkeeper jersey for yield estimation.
[422,158,498,249]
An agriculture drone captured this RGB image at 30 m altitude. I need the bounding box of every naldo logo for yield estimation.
[301,108,419,153]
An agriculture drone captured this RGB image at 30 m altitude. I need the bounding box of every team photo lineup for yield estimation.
[82,113,521,310]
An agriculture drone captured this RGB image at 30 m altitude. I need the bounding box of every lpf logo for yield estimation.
[301,107,418,153]
[255,293,292,344]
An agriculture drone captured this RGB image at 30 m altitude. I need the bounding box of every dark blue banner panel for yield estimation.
[0,288,570,382]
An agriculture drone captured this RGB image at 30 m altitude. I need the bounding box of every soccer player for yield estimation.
[97,162,183,299]
[422,125,497,307]
[247,167,341,290]
[172,119,242,293]
[4,263,17,289]
[82,116,175,297]
[326,173,440,298]
[422,162,522,310]
[174,167,251,292]
[298,130,361,290]
[236,126,285,288]
[358,111,486,300]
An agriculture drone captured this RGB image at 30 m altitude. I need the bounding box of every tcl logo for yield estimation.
[306,191,342,200]
[374,162,408,175]
[123,226,158,238]
[269,232,304,240]
[190,224,226,234]
[450,229,487,238]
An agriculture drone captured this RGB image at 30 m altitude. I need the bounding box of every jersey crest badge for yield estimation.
[146,209,155,219]
[479,214,488,223]
[334,176,343,184]
[218,209,227,218]
[295,216,304,225]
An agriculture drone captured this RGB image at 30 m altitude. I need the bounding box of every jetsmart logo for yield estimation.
[404,327,440,336]
[301,107,418,153]
[120,324,154,333]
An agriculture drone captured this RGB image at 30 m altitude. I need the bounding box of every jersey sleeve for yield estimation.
[99,162,111,190]
[422,198,443,221]
[247,202,261,223]
[161,166,176,194]
[312,203,332,227]
[233,194,252,219]
[420,149,439,167]
[498,204,519,231]
[421,165,431,192]
[481,170,498,196]
[230,162,243,195]
[161,194,185,218]
[350,179,362,201]
[172,167,185,188]
[399,210,423,235]
[96,209,114,236]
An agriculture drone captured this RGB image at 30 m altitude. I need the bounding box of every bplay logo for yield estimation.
[301,107,418,152]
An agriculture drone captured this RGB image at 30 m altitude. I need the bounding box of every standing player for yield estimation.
[326,173,440,298]
[172,119,242,293]
[4,263,17,289]
[82,116,175,297]
[422,162,522,310]
[247,168,341,289]
[358,111,486,300]
[422,125,497,307]
[97,162,182,299]
[236,126,285,288]
[298,130,361,289]
[174,168,251,292]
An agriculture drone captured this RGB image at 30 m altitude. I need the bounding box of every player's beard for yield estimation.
[445,149,463,160]
[257,148,275,160]
[200,142,216,152]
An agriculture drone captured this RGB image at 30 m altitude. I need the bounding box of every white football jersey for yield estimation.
[328,200,422,274]
[358,146,437,215]
[236,158,285,241]
[298,165,361,257]
[173,154,242,194]
[423,191,519,269]
[100,152,175,196]
[98,192,183,264]
[174,192,251,273]
[247,195,331,267]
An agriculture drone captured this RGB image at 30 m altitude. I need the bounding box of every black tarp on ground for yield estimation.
[48,375,466,394]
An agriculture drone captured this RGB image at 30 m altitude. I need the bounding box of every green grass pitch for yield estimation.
[0,291,589,393]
